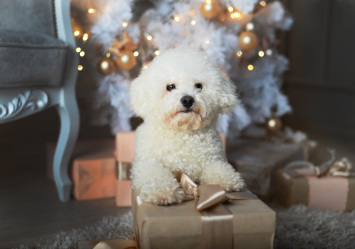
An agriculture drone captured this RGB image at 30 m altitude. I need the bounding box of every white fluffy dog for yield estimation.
[130,48,244,205]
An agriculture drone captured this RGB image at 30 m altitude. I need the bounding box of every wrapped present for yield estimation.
[72,141,116,200]
[277,151,355,211]
[227,139,303,201]
[131,172,275,249]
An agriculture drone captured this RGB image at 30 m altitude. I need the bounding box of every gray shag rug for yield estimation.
[19,205,355,249]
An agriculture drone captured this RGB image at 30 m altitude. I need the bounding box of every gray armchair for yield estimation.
[0,0,79,202]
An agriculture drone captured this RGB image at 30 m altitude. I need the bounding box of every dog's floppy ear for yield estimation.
[130,73,149,118]
[217,73,238,114]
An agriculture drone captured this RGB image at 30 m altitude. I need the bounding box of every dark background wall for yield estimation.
[281,0,355,138]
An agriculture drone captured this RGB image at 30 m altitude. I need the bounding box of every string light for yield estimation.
[82,33,88,41]
[174,16,180,22]
[236,51,242,57]
[74,31,80,36]
[246,23,254,31]
[78,65,83,71]
[80,51,85,57]
[266,49,272,56]
[191,20,196,25]
[205,40,210,44]
[231,12,241,19]
[228,6,234,12]
[88,8,96,13]
[76,47,81,53]
[106,52,111,58]
[122,22,128,27]
[133,51,139,57]
[206,0,211,3]
[258,51,265,57]
[260,1,266,7]
[143,65,148,69]
[155,50,160,56]
[248,64,254,71]
[146,35,152,41]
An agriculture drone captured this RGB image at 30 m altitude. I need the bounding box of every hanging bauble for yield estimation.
[97,57,116,75]
[108,32,138,70]
[200,0,221,19]
[265,117,282,134]
[238,31,258,51]
[116,50,137,70]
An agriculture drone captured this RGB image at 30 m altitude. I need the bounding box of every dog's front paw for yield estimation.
[139,185,184,206]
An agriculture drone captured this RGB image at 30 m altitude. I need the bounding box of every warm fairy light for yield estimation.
[155,50,160,56]
[74,31,80,36]
[147,35,152,41]
[268,119,276,127]
[82,33,88,41]
[143,65,148,69]
[122,22,128,27]
[76,47,81,53]
[174,16,180,22]
[236,51,242,57]
[88,8,96,13]
[80,51,85,57]
[101,61,109,69]
[260,1,266,7]
[205,40,210,44]
[246,23,254,31]
[106,52,111,58]
[243,36,251,44]
[133,51,139,57]
[228,6,234,12]
[191,20,196,25]
[259,51,264,57]
[248,64,254,71]
[266,49,272,56]
[206,0,211,3]
[78,65,83,71]
[231,12,241,18]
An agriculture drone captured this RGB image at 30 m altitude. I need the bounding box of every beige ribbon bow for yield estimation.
[108,32,138,57]
[285,149,355,178]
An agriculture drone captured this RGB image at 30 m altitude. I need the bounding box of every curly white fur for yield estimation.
[130,48,244,205]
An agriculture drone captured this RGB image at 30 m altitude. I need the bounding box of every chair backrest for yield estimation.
[0,0,57,37]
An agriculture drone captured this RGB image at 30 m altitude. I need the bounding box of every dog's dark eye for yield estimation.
[195,83,203,90]
[167,84,176,91]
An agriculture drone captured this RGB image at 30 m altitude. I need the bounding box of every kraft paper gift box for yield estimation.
[227,139,303,201]
[114,131,226,206]
[71,141,116,200]
[276,168,355,211]
[131,187,275,249]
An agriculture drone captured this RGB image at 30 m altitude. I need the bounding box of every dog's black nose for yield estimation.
[181,95,194,108]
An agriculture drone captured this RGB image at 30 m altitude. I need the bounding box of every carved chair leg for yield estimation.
[53,101,79,202]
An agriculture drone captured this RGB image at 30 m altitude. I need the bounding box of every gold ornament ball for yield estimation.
[116,50,137,70]
[238,31,258,51]
[200,1,221,19]
[97,57,116,75]
[266,117,282,134]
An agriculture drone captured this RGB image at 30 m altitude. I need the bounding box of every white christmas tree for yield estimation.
[79,0,293,135]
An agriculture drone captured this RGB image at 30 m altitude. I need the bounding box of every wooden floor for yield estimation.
[1,108,354,248]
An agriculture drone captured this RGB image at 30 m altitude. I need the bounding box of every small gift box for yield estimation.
[72,148,116,200]
[115,131,136,207]
[132,172,275,249]
[227,139,303,201]
[277,153,355,211]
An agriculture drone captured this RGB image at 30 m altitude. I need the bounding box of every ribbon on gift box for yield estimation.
[281,149,355,211]
[92,171,257,249]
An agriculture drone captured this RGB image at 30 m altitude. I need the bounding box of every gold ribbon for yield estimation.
[92,172,257,249]
[108,32,138,57]
[285,149,355,178]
